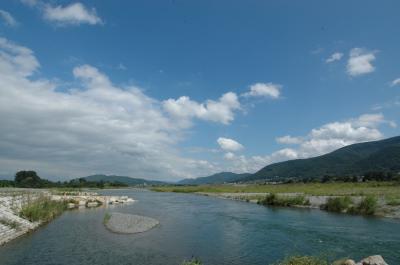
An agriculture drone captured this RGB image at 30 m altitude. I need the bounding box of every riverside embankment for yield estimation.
[0,188,134,245]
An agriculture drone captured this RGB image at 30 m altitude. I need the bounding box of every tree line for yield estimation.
[0,171,128,188]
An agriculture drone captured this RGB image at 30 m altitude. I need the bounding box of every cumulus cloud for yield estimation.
[0,37,225,180]
[242,83,281,98]
[163,92,241,125]
[217,138,244,152]
[220,113,393,174]
[347,48,376,76]
[326,52,343,63]
[43,2,102,25]
[0,10,18,27]
[391,78,400,87]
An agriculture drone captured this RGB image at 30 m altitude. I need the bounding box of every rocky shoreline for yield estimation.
[197,192,400,219]
[0,188,134,245]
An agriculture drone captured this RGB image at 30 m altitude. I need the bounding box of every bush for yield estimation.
[350,196,377,215]
[259,193,309,207]
[20,197,67,222]
[322,196,352,213]
[273,255,328,265]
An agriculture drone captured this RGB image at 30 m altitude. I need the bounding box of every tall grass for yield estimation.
[20,196,67,222]
[321,196,353,213]
[350,196,377,215]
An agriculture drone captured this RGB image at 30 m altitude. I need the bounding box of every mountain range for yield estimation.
[80,136,400,185]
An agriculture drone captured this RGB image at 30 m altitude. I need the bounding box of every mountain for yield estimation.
[83,174,166,186]
[179,172,251,185]
[243,136,400,182]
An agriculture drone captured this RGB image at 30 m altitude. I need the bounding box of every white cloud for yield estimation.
[276,135,302,145]
[163,92,241,125]
[347,48,376,76]
[220,113,394,174]
[224,152,235,160]
[391,78,400,87]
[0,10,18,27]
[242,83,281,98]
[0,37,226,181]
[43,2,102,25]
[326,52,343,63]
[217,137,244,152]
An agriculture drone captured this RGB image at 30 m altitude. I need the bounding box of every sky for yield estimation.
[0,0,399,181]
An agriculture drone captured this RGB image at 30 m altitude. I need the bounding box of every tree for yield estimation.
[14,170,43,188]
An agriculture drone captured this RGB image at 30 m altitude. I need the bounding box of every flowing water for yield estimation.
[0,189,399,265]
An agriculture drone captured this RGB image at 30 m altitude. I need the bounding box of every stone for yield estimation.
[360,255,388,265]
[343,259,356,265]
[67,203,76,209]
[86,201,99,207]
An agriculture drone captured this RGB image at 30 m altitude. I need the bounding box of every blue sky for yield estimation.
[0,1,399,180]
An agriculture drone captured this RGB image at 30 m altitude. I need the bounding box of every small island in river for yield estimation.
[104,212,159,234]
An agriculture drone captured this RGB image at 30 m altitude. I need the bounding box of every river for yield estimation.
[0,189,399,264]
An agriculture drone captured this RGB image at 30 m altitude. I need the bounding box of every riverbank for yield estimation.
[0,188,134,245]
[151,182,400,218]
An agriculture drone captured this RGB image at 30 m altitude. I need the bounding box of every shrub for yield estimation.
[20,196,67,222]
[273,255,328,265]
[350,196,377,215]
[322,196,352,213]
[259,193,309,207]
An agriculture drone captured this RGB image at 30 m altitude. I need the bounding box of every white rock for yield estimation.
[360,255,388,265]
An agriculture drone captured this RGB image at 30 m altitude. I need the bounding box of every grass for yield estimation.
[151,181,400,199]
[386,196,400,206]
[351,195,377,215]
[258,193,310,207]
[0,218,20,230]
[321,195,377,216]
[321,196,353,213]
[103,212,111,224]
[19,196,67,222]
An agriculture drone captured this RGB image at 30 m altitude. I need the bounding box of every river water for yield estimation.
[0,189,399,265]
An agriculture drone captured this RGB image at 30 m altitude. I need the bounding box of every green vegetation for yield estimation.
[181,258,202,265]
[0,180,15,187]
[258,193,309,207]
[386,196,400,206]
[5,170,129,189]
[20,196,67,222]
[0,218,20,230]
[103,212,111,224]
[351,195,377,215]
[322,196,353,213]
[152,181,400,199]
[246,136,400,182]
[322,195,377,216]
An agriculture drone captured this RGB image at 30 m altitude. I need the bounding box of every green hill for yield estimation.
[179,172,251,185]
[243,136,400,182]
[83,174,166,186]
